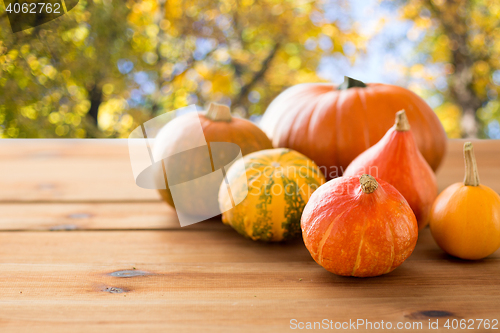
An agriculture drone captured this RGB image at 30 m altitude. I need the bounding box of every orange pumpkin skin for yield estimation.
[430,142,500,260]
[430,183,500,260]
[261,80,447,178]
[155,104,272,215]
[343,112,437,230]
[301,175,418,277]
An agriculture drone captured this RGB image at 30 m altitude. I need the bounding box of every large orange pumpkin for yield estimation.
[153,103,272,218]
[261,77,447,179]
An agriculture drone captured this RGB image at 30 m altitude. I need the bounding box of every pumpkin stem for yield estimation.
[337,76,367,90]
[359,174,378,194]
[205,103,232,122]
[395,110,410,131]
[463,142,480,186]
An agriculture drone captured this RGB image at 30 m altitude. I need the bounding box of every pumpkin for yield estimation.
[301,174,418,277]
[343,110,437,230]
[153,103,272,218]
[260,76,447,179]
[430,142,500,260]
[219,148,325,241]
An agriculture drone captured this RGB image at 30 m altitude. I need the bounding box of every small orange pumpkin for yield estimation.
[153,103,272,217]
[301,174,418,277]
[430,142,500,260]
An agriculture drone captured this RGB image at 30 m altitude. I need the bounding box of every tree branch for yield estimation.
[232,42,280,117]
[424,0,484,137]
[87,82,103,126]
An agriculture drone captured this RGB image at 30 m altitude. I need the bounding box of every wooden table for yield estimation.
[1,139,499,332]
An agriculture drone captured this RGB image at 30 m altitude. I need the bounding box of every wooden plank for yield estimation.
[0,139,130,157]
[0,227,496,264]
[2,139,500,203]
[0,229,312,264]
[0,229,498,332]
[0,139,158,202]
[1,296,497,333]
[0,266,499,331]
[0,202,228,231]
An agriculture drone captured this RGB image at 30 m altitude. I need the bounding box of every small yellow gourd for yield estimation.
[430,142,500,260]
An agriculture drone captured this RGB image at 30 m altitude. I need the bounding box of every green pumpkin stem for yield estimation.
[359,174,378,194]
[463,142,480,186]
[337,76,367,90]
[206,103,232,122]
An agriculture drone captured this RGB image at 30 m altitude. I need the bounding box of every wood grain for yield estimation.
[2,139,500,203]
[0,229,499,332]
[1,139,500,332]
[0,202,225,231]
[0,139,158,202]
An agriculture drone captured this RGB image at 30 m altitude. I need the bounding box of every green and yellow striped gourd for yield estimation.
[219,148,325,241]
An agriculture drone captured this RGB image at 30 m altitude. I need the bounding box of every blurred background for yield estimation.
[0,0,499,138]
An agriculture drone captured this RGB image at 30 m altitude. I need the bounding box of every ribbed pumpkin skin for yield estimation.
[343,125,438,230]
[220,148,325,242]
[261,83,447,178]
[301,176,418,277]
[154,112,272,216]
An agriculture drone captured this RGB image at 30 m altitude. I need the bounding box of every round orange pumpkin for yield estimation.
[153,103,272,217]
[430,142,500,260]
[301,174,418,277]
[261,77,447,179]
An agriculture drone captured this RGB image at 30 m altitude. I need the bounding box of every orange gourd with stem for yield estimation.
[153,103,272,217]
[344,110,437,229]
[430,142,500,260]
